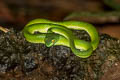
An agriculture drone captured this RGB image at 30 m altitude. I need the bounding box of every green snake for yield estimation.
[23,19,99,58]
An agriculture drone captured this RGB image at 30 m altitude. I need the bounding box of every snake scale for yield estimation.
[23,19,99,58]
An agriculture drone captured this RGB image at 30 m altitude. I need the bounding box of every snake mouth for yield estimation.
[45,43,52,47]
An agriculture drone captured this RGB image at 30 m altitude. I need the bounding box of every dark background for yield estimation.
[0,0,120,39]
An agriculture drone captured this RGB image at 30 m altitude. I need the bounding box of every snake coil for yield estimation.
[23,19,99,58]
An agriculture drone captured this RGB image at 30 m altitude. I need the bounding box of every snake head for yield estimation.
[44,33,60,47]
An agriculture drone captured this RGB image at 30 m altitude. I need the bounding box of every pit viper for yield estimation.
[23,19,99,58]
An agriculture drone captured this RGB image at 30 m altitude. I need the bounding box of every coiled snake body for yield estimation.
[23,19,99,58]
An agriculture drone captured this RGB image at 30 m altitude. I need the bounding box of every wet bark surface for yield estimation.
[0,29,120,80]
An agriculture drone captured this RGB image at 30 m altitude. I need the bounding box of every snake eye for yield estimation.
[52,40,55,43]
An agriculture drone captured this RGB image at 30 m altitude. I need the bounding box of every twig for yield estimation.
[0,26,10,33]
